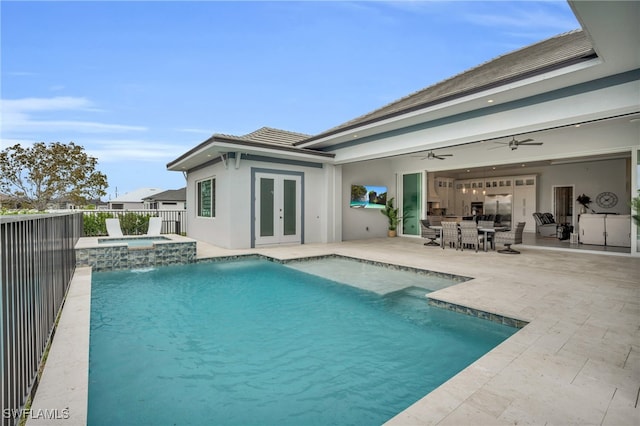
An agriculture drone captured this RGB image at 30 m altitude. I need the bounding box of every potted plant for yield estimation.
[576,193,593,214]
[631,195,640,227]
[381,197,400,237]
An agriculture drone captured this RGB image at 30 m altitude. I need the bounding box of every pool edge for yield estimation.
[27,267,91,426]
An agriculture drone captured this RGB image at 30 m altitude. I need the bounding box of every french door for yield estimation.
[254,172,302,246]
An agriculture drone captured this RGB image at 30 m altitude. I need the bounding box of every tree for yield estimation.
[0,142,108,210]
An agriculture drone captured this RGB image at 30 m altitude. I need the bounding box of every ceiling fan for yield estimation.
[493,137,543,151]
[412,150,453,160]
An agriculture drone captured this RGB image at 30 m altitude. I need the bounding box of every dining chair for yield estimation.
[459,220,484,252]
[420,219,440,246]
[495,222,526,254]
[441,221,459,250]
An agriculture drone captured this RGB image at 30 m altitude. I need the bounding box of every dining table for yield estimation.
[429,223,509,251]
[478,226,508,251]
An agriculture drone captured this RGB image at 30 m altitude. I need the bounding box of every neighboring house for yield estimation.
[108,188,164,210]
[143,188,187,210]
[167,1,639,254]
[47,197,107,210]
[0,192,20,209]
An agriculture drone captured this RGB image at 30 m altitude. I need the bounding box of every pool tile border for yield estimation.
[427,298,529,328]
[197,253,473,283]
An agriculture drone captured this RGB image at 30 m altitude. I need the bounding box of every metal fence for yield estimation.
[81,209,187,235]
[1,212,83,426]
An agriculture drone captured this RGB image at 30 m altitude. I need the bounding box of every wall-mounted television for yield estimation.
[350,184,387,209]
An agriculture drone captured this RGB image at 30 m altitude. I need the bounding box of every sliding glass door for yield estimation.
[402,172,422,236]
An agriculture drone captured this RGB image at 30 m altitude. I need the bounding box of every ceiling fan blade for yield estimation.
[517,138,534,144]
[520,142,543,146]
[435,156,446,160]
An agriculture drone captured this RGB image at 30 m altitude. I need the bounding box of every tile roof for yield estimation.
[166,127,331,170]
[216,127,311,146]
[298,29,596,144]
[143,188,186,201]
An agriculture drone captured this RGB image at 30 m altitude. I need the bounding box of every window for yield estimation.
[197,178,215,217]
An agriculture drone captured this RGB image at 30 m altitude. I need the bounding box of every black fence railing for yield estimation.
[1,212,83,426]
[81,209,187,236]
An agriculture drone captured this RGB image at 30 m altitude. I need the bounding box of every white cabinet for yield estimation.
[578,214,630,247]
[579,214,606,245]
[435,178,455,210]
[605,215,631,247]
[512,176,536,233]
[452,174,535,222]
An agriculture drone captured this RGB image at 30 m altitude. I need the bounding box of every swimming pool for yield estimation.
[88,258,516,425]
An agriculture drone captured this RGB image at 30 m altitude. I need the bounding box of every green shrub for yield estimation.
[119,212,150,235]
[82,212,113,236]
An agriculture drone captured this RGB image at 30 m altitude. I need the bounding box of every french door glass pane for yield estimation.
[260,178,274,237]
[283,179,297,236]
[402,173,421,235]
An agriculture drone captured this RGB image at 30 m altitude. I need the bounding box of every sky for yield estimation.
[0,0,580,200]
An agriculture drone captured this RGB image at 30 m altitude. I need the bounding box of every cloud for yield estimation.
[460,3,579,36]
[174,128,213,135]
[0,138,36,148]
[3,96,94,111]
[378,1,579,39]
[1,96,146,135]
[86,139,185,163]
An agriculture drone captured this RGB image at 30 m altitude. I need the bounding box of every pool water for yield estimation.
[88,259,516,425]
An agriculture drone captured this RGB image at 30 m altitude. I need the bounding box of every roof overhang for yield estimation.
[167,136,335,172]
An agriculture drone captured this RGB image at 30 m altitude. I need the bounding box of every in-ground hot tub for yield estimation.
[76,234,196,271]
[97,236,170,248]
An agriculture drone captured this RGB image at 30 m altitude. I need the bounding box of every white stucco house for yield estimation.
[108,187,164,210]
[167,1,639,255]
[142,188,187,210]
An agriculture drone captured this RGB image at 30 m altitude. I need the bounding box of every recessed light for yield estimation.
[353,134,358,138]
[521,164,526,167]
[487,99,494,103]
[575,124,581,128]
[466,169,470,172]
[492,167,496,170]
